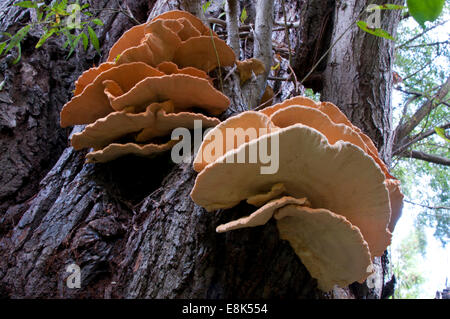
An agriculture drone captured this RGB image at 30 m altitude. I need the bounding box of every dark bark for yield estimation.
[0,0,400,299]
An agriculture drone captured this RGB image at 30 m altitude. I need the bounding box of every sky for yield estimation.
[390,12,449,299]
[391,202,449,298]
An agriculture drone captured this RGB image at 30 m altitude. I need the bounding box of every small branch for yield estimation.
[242,0,273,109]
[225,0,240,57]
[392,123,450,155]
[404,199,450,211]
[208,17,226,27]
[274,20,300,28]
[280,0,292,65]
[394,75,450,143]
[268,76,290,81]
[399,150,450,166]
[395,94,420,132]
[393,123,450,156]
[400,60,432,83]
[396,19,449,49]
[402,40,450,49]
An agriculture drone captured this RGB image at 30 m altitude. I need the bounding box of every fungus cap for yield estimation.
[216,196,309,233]
[156,61,210,81]
[261,96,319,117]
[236,58,266,84]
[270,105,368,151]
[135,107,220,142]
[246,182,287,207]
[70,101,174,150]
[274,204,373,291]
[177,18,202,40]
[85,140,177,163]
[142,19,183,65]
[107,23,147,62]
[151,10,217,37]
[106,74,229,115]
[173,36,236,72]
[60,62,163,127]
[385,179,404,232]
[74,62,115,96]
[264,96,392,178]
[190,124,392,257]
[193,111,275,172]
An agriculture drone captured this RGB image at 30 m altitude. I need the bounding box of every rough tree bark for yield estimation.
[0,0,402,299]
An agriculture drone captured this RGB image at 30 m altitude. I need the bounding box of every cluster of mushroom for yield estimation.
[190,96,404,291]
[60,11,236,163]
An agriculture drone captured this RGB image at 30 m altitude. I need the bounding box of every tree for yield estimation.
[0,0,437,299]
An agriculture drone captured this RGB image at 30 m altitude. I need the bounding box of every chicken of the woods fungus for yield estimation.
[60,10,239,163]
[190,96,404,292]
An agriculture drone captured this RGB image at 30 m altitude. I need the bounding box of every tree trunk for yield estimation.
[0,0,401,299]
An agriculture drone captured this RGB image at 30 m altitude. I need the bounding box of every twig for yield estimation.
[399,150,450,166]
[225,0,240,57]
[404,199,450,211]
[241,0,273,110]
[396,19,449,49]
[402,40,450,49]
[274,20,300,28]
[280,0,292,65]
[268,76,290,81]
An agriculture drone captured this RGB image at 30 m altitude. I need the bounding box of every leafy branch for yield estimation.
[357,0,445,41]
[0,0,104,64]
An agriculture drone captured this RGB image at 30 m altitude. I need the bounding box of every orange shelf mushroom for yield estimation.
[60,10,236,163]
[190,97,404,291]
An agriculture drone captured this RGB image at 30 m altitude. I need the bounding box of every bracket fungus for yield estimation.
[60,10,238,163]
[190,96,404,291]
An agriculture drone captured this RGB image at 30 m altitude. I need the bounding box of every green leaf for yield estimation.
[44,10,56,22]
[14,1,38,8]
[12,44,22,65]
[407,0,445,27]
[58,0,68,10]
[4,25,31,55]
[36,8,44,21]
[92,18,104,26]
[61,29,74,49]
[16,25,32,42]
[115,54,121,63]
[87,26,100,54]
[271,63,280,71]
[67,32,83,58]
[357,20,395,40]
[240,7,248,24]
[202,1,211,13]
[368,4,407,11]
[35,28,56,48]
[0,42,6,56]
[434,127,450,143]
[81,32,89,51]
